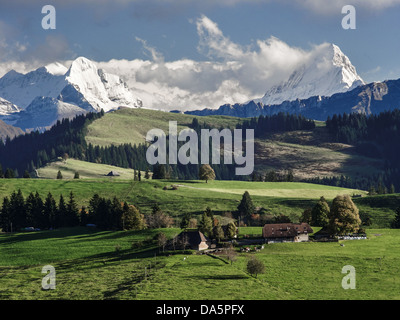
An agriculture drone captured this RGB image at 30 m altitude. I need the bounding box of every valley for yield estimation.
[0,32,398,304]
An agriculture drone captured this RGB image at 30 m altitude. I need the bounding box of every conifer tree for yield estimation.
[213,224,224,242]
[10,189,25,231]
[237,191,254,223]
[111,196,123,229]
[180,212,192,229]
[57,194,67,228]
[43,192,57,229]
[311,196,330,227]
[66,191,80,227]
[0,197,11,232]
[4,168,15,179]
[198,212,213,237]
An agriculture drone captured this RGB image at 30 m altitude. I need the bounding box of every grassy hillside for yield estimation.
[1,227,399,300]
[0,176,396,227]
[85,108,384,181]
[37,158,138,180]
[85,108,242,147]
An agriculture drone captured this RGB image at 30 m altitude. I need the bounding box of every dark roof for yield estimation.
[262,223,313,238]
[175,231,208,246]
[107,171,120,176]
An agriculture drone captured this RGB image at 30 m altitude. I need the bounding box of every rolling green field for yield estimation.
[37,159,368,200]
[0,176,396,227]
[0,227,399,300]
[0,174,398,300]
[85,108,242,147]
[37,159,139,180]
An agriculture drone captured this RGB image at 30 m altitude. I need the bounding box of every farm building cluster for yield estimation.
[172,222,314,251]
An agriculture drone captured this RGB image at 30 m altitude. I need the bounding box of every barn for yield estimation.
[262,223,313,243]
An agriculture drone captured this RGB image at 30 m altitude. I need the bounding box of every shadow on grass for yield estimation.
[54,246,162,274]
[0,226,180,246]
[186,274,248,280]
[166,179,207,185]
[0,227,99,245]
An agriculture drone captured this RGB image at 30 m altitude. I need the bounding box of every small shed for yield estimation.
[106,171,120,177]
[173,230,209,251]
[262,223,313,243]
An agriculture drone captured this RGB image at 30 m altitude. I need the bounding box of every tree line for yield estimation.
[304,174,396,195]
[0,111,104,176]
[325,110,400,192]
[0,191,146,232]
[0,111,241,181]
[236,112,315,138]
[300,195,362,235]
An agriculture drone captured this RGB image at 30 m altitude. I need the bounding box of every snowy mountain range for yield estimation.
[0,57,142,130]
[0,43,372,130]
[253,44,364,106]
[185,78,400,120]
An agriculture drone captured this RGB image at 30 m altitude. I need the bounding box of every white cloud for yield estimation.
[0,15,361,111]
[95,15,330,111]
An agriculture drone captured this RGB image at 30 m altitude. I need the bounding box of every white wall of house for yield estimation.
[296,234,309,242]
[198,242,209,251]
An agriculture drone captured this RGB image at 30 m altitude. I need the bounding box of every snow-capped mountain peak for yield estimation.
[0,97,20,115]
[0,65,67,109]
[14,96,87,131]
[0,56,142,129]
[0,56,142,113]
[62,56,142,112]
[254,43,365,106]
[44,62,68,76]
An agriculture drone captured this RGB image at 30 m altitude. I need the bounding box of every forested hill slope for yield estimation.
[84,108,386,189]
[0,107,397,193]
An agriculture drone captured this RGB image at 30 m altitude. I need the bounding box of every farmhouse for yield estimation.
[173,230,209,251]
[262,223,313,243]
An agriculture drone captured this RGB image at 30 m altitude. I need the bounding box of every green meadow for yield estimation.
[85,108,242,147]
[37,159,139,180]
[0,227,399,300]
[0,175,388,226]
[0,175,399,300]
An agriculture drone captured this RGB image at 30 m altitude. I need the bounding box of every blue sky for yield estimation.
[1,0,400,109]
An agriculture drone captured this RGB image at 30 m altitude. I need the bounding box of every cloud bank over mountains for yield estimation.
[0,15,364,111]
[97,15,355,110]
